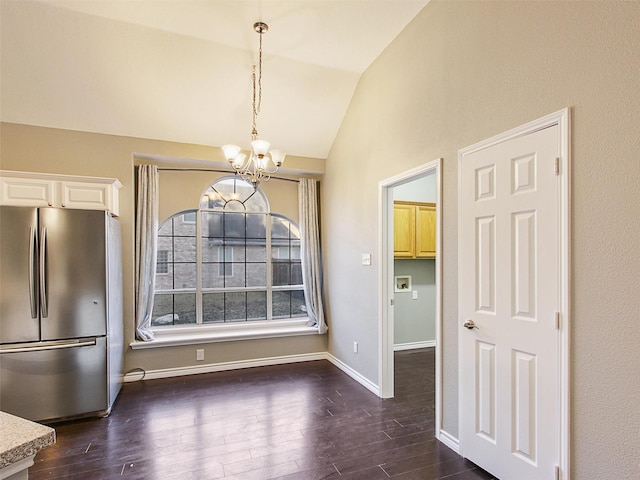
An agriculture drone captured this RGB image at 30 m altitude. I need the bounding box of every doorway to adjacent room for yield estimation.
[378,159,443,436]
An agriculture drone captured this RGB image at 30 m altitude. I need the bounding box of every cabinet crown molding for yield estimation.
[0,170,122,189]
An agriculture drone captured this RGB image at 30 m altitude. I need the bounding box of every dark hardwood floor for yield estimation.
[31,349,495,479]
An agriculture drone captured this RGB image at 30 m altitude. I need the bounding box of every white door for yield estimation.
[459,123,564,479]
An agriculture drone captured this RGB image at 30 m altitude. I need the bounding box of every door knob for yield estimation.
[463,320,479,330]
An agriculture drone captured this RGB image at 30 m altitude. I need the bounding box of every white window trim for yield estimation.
[130,318,317,350]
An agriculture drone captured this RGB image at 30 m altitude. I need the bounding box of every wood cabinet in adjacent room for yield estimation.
[393,201,436,258]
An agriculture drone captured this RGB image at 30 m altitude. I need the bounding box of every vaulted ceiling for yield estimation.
[1,0,429,160]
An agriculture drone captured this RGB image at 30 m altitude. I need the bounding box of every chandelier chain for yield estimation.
[251,30,263,137]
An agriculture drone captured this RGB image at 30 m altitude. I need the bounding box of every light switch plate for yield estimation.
[362,253,371,266]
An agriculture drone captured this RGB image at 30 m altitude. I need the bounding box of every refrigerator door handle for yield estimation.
[29,227,38,318]
[0,339,97,354]
[39,227,48,318]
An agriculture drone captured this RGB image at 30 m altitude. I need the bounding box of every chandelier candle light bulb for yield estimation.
[221,21,286,188]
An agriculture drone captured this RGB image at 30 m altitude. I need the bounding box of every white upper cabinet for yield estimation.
[0,171,122,216]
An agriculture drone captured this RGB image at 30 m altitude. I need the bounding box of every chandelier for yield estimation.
[222,21,285,188]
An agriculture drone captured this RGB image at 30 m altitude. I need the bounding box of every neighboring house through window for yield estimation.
[151,176,305,328]
[156,250,169,274]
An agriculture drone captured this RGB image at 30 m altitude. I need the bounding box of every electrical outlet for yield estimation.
[353,341,358,353]
[196,348,204,361]
[412,290,418,300]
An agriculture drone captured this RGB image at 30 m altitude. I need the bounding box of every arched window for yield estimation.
[152,177,305,328]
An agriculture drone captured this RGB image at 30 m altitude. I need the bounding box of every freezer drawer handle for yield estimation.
[39,227,48,318]
[29,227,38,318]
[0,339,97,354]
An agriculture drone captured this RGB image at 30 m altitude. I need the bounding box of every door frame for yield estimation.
[457,108,571,479]
[378,158,443,432]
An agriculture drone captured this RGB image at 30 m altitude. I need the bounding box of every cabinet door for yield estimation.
[0,177,55,207]
[416,204,436,258]
[394,204,415,258]
[60,181,116,214]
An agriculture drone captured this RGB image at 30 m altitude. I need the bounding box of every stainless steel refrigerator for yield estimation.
[0,206,123,422]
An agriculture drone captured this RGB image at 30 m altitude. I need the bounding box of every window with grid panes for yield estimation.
[156,250,169,274]
[151,176,305,328]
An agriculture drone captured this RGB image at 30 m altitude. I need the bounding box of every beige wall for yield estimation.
[323,1,640,478]
[0,123,327,374]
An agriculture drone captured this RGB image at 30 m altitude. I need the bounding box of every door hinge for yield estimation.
[555,465,561,480]
[555,312,561,330]
[390,299,394,306]
[554,157,561,175]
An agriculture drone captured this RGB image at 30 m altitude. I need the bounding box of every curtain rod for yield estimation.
[154,167,300,183]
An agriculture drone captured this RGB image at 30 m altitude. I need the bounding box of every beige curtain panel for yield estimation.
[298,178,327,334]
[134,164,159,341]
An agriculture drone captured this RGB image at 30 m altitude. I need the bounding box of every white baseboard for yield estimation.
[437,429,460,454]
[124,351,381,399]
[124,351,381,398]
[325,353,381,396]
[123,352,327,382]
[394,340,436,351]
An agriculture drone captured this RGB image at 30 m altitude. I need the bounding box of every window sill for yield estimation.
[129,318,319,350]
